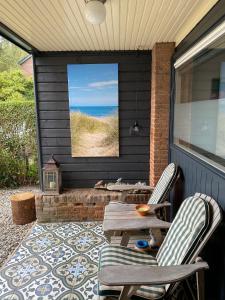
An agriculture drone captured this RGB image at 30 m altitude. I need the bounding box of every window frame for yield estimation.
[172,19,225,173]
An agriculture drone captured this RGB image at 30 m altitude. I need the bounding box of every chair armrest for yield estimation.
[150,201,171,212]
[103,218,171,231]
[98,261,209,286]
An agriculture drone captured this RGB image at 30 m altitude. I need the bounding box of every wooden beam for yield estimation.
[0,22,38,53]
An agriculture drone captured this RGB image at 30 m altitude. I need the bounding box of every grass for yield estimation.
[102,115,119,146]
[70,111,119,157]
[70,111,107,135]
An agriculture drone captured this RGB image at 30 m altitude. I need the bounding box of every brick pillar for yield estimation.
[150,42,175,186]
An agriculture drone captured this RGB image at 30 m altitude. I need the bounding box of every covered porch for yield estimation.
[0,0,225,299]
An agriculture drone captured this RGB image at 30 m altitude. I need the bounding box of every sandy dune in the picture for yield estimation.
[70,111,119,157]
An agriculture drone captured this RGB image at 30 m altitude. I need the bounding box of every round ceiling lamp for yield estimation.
[85,0,106,25]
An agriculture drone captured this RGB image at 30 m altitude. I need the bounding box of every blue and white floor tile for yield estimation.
[0,222,108,299]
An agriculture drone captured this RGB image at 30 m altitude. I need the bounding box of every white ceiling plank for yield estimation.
[90,23,105,51]
[159,0,189,42]
[53,0,89,50]
[146,0,176,45]
[41,0,77,51]
[99,20,111,50]
[0,0,218,51]
[129,0,147,50]
[0,1,54,50]
[104,0,115,50]
[0,13,48,51]
[76,0,102,51]
[21,0,69,50]
[86,0,108,50]
[119,0,129,50]
[124,0,138,50]
[46,0,79,50]
[111,0,120,50]
[68,0,98,51]
[138,0,163,49]
[0,1,48,48]
[164,0,201,41]
[64,0,96,50]
[38,0,80,51]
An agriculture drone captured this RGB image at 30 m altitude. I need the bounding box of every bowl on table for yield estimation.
[136,204,150,216]
[135,240,150,252]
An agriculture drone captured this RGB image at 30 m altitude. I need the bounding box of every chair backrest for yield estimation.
[156,194,222,267]
[159,193,222,297]
[156,195,210,266]
[148,163,178,204]
[189,193,223,263]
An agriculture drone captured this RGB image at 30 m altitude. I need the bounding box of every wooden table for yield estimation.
[103,202,171,246]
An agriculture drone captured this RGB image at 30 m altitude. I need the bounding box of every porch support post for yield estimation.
[150,42,175,186]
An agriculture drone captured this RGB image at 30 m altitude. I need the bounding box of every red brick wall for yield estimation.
[150,43,175,186]
[35,188,150,222]
[20,57,33,77]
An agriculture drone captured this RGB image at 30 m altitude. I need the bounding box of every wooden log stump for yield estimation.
[10,192,36,225]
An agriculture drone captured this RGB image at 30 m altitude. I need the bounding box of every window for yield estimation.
[173,33,225,168]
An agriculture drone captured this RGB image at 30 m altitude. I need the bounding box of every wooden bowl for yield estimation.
[136,204,150,216]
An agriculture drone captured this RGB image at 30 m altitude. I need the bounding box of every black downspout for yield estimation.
[32,54,43,190]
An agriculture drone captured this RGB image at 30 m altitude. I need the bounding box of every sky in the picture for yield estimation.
[67,63,118,107]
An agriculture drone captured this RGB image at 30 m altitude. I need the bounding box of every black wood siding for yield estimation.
[34,51,151,188]
[170,2,225,299]
[170,145,225,300]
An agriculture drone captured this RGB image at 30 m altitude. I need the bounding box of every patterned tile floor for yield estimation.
[0,222,108,300]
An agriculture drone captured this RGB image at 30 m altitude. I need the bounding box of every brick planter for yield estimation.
[35,188,149,223]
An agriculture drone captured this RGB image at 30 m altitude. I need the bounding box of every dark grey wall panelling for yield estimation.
[170,145,225,300]
[170,2,225,299]
[34,51,151,188]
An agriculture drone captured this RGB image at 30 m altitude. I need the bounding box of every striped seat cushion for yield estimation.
[98,245,166,299]
[156,196,210,266]
[148,163,177,204]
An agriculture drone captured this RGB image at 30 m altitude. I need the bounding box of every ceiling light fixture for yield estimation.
[85,0,106,25]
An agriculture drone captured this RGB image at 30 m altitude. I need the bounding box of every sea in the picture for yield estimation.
[70,106,118,117]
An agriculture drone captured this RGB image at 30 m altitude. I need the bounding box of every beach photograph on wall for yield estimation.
[67,63,119,157]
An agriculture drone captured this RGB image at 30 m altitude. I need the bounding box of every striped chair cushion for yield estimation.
[156,196,210,266]
[98,245,166,299]
[148,163,177,204]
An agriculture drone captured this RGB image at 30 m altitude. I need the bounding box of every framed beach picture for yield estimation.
[67,63,119,157]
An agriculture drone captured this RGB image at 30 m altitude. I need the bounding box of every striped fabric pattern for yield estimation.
[99,245,166,299]
[156,196,209,266]
[148,163,177,204]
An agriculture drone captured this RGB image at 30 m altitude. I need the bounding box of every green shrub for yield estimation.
[0,69,34,102]
[0,100,38,187]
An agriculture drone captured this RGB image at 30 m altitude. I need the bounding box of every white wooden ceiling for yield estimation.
[0,0,218,51]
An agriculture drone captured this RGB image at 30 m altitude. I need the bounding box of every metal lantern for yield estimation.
[43,155,62,195]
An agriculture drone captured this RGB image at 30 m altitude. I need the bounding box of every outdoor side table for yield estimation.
[103,202,171,246]
[10,192,36,225]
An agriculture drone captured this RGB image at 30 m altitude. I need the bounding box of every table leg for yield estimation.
[104,230,113,243]
[120,231,130,246]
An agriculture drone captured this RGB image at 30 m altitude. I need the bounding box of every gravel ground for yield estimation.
[0,186,40,268]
